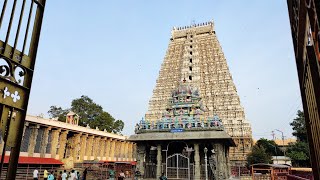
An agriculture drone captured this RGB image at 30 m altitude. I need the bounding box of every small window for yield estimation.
[190,40,193,43]
[190,51,192,55]
[190,58,192,63]
[189,67,192,71]
[191,35,193,38]
[190,45,192,48]
[189,76,192,80]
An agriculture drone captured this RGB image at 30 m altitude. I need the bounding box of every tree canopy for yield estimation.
[247,145,272,167]
[255,138,283,156]
[287,141,310,167]
[246,138,281,167]
[290,110,307,142]
[287,110,310,167]
[246,138,283,167]
[48,106,69,121]
[48,95,124,134]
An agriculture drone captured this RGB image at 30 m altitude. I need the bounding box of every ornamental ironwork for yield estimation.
[0,0,46,179]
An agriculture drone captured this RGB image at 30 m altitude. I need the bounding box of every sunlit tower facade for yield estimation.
[145,21,253,166]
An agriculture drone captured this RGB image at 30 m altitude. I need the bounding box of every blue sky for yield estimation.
[25,1,301,140]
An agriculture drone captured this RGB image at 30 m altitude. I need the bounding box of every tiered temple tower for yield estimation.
[145,21,252,165]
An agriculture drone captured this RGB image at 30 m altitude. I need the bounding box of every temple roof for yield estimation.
[135,80,225,134]
[67,111,76,116]
[128,130,235,147]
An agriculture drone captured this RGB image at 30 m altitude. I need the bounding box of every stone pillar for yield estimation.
[137,144,146,176]
[211,144,219,180]
[72,133,81,162]
[116,141,121,161]
[28,125,39,157]
[100,137,107,160]
[129,142,133,161]
[128,143,133,160]
[79,134,88,161]
[93,136,101,159]
[121,141,125,160]
[21,122,29,142]
[86,136,94,160]
[105,138,111,160]
[58,130,68,160]
[113,140,117,160]
[109,139,116,161]
[40,127,51,158]
[156,144,162,178]
[124,142,129,161]
[214,143,227,179]
[126,142,130,160]
[194,143,200,180]
[226,146,231,179]
[133,143,137,160]
[50,129,60,158]
[120,141,125,161]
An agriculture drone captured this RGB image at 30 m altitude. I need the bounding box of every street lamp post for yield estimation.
[276,129,286,157]
[204,147,208,180]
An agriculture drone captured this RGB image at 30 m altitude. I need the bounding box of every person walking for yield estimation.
[67,172,71,180]
[134,168,141,180]
[70,170,76,180]
[76,172,80,180]
[61,170,68,180]
[48,171,55,180]
[43,169,48,180]
[108,168,115,180]
[82,168,87,180]
[33,169,39,180]
[57,171,62,180]
[54,170,58,179]
[118,170,125,180]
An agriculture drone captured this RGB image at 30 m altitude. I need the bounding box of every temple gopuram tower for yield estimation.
[146,21,252,166]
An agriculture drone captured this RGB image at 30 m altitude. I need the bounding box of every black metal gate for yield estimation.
[166,153,190,179]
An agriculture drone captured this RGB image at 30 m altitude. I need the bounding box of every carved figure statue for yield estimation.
[201,122,204,128]
[135,123,139,133]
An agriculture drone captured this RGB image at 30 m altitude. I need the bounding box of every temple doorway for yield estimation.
[164,141,193,179]
[166,153,190,179]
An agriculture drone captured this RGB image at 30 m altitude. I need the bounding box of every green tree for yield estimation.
[71,95,103,126]
[287,141,310,167]
[47,105,69,122]
[255,138,283,156]
[47,95,124,134]
[90,112,124,134]
[290,110,307,142]
[287,110,310,167]
[247,145,272,167]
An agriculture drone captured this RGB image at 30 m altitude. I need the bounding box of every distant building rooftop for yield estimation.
[274,138,296,146]
[252,138,296,146]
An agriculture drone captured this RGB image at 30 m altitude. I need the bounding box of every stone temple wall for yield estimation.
[0,115,136,169]
[145,21,253,165]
